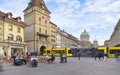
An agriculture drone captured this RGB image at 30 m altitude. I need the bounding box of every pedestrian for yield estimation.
[115,52,120,62]
[103,53,108,61]
[94,51,98,61]
[60,52,63,63]
[77,51,81,60]
[98,52,102,60]
[62,53,67,63]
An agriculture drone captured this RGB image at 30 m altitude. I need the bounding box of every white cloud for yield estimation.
[0,0,29,20]
[101,0,120,13]
[49,0,120,45]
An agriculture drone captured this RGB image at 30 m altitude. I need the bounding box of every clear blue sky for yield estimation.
[0,0,120,45]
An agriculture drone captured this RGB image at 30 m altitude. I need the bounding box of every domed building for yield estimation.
[80,29,90,41]
[80,29,98,48]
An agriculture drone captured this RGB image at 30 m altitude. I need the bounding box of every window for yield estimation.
[16,36,22,42]
[17,27,20,33]
[39,17,41,25]
[51,39,55,42]
[47,51,50,53]
[68,50,72,53]
[0,38,2,40]
[39,36,41,40]
[45,30,47,34]
[0,20,3,25]
[39,28,41,33]
[0,28,2,35]
[8,34,14,40]
[9,25,12,31]
[45,20,47,24]
[45,37,47,41]
[39,17,41,21]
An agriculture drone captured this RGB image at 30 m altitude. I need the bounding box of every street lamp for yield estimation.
[36,37,39,53]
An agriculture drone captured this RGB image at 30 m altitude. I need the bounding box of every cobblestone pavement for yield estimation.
[0,57,120,75]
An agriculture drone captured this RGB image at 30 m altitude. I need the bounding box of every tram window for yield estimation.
[110,50,116,54]
[99,50,104,54]
[43,50,46,53]
[68,50,71,53]
[53,51,59,54]
[117,50,120,53]
[52,51,55,54]
[47,51,50,53]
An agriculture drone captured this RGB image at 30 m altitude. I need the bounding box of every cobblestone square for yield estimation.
[1,57,120,75]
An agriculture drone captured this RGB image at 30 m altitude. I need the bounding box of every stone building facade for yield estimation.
[56,28,81,48]
[50,22,57,47]
[0,11,27,57]
[24,0,57,54]
[104,19,120,47]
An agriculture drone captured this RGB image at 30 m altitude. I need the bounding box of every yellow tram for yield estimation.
[98,46,120,58]
[98,47,107,54]
[108,47,120,58]
[43,47,120,58]
[43,48,72,57]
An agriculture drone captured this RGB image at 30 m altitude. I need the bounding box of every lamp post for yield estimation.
[36,38,39,53]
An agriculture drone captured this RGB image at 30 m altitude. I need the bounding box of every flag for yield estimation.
[41,15,45,20]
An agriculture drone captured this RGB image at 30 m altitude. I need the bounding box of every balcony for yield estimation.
[37,32,49,37]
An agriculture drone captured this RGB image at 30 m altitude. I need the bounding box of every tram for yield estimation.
[43,47,120,58]
[98,46,120,58]
[108,47,120,58]
[98,47,107,54]
[70,48,98,57]
[43,47,97,57]
[43,48,72,57]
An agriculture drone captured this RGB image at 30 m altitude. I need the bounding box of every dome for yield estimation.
[81,29,89,36]
[80,29,90,41]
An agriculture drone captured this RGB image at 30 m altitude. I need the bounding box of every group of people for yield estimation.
[60,52,67,63]
[11,52,28,66]
[45,54,55,63]
[94,51,108,61]
[45,52,67,63]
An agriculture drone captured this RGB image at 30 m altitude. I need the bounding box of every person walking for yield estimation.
[98,52,102,60]
[115,52,119,62]
[77,51,81,60]
[94,51,98,61]
[60,52,63,63]
[103,53,108,61]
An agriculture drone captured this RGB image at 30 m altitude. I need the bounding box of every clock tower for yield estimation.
[23,0,51,54]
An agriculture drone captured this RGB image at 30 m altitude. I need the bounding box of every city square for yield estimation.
[0,0,120,75]
[1,57,120,75]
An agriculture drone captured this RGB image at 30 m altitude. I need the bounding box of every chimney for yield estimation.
[7,12,13,18]
[15,16,21,22]
[17,16,21,22]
